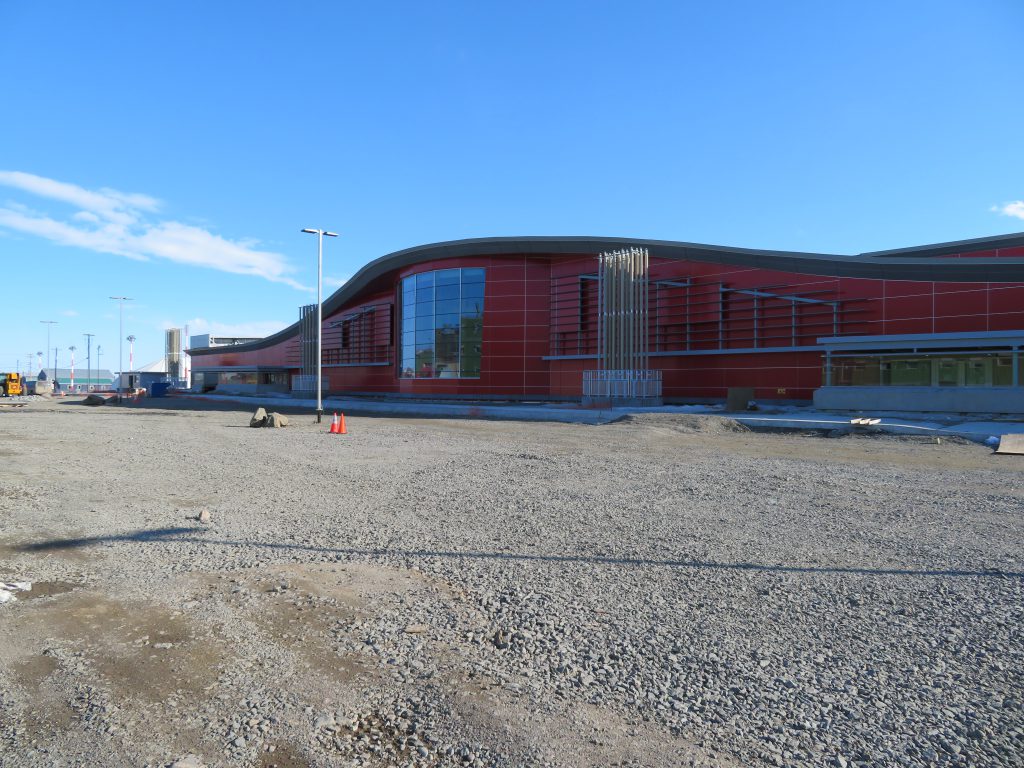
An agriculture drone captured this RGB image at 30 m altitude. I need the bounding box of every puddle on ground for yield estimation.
[11,652,59,688]
[18,580,77,600]
[6,589,227,703]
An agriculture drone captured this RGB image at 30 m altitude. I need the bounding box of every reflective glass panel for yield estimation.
[435,269,459,285]
[435,313,460,329]
[462,281,485,299]
[435,283,460,301]
[398,268,485,378]
[829,352,1022,388]
[994,357,1013,386]
[435,299,460,315]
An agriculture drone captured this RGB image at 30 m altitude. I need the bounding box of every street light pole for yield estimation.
[69,346,76,391]
[40,320,57,375]
[110,297,132,400]
[301,228,338,423]
[97,345,102,386]
[84,334,94,392]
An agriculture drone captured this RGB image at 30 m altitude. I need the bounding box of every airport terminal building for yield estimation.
[188,233,1024,412]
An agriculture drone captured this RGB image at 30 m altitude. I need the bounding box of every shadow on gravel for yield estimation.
[16,526,201,552]
[13,527,1023,579]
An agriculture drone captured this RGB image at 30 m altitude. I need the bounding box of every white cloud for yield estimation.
[0,207,150,261]
[168,317,288,340]
[323,274,352,289]
[61,309,78,317]
[0,170,311,291]
[0,170,157,226]
[134,221,308,289]
[991,201,1024,221]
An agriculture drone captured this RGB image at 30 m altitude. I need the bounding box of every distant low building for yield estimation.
[116,359,179,391]
[37,368,115,391]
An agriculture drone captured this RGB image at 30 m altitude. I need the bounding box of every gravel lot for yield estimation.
[1,397,1022,768]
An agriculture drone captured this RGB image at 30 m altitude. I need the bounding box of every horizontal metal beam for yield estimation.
[545,344,826,360]
[723,286,838,306]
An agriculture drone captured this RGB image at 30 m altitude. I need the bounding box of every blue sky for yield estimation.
[2,1,1023,373]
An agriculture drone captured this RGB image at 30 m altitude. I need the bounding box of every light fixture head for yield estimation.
[301,228,318,234]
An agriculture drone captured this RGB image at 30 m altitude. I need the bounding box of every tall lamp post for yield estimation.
[69,346,76,391]
[96,345,103,387]
[84,334,94,392]
[110,296,133,400]
[40,320,57,375]
[301,228,338,423]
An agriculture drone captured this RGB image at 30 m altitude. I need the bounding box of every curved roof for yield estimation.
[191,232,1024,355]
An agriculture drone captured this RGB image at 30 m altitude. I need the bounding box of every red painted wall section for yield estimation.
[394,254,552,398]
[191,249,1024,402]
[549,353,823,401]
[193,335,298,370]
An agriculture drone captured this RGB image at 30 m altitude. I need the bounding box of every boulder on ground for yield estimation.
[249,407,268,428]
[83,393,107,406]
[266,412,289,428]
[29,380,53,396]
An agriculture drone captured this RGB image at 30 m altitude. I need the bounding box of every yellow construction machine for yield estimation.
[2,373,22,397]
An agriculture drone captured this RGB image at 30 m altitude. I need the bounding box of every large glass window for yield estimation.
[399,268,484,378]
[827,351,1020,387]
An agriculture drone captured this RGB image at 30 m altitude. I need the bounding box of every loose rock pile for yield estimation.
[249,407,289,428]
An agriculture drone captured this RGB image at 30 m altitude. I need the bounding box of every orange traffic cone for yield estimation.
[337,413,347,435]
[329,412,339,433]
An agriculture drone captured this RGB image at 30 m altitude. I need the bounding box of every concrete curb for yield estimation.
[728,414,1021,444]
[171,393,1024,442]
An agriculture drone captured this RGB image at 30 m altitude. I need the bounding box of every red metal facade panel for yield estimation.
[191,250,1024,401]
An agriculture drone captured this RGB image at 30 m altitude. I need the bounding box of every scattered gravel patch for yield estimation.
[0,399,1021,767]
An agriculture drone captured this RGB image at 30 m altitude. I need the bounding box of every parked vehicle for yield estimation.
[1,373,22,396]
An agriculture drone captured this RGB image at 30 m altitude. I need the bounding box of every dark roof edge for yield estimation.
[860,230,1024,258]
[189,233,1024,356]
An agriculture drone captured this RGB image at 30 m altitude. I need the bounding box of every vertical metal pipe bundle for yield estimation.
[299,303,316,388]
[597,247,649,372]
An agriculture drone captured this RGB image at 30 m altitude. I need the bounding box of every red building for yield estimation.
[189,233,1024,412]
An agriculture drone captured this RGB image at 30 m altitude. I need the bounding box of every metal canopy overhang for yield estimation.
[817,330,1024,352]
[188,232,1024,357]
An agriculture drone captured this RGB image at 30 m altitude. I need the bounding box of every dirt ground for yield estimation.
[0,397,1021,768]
